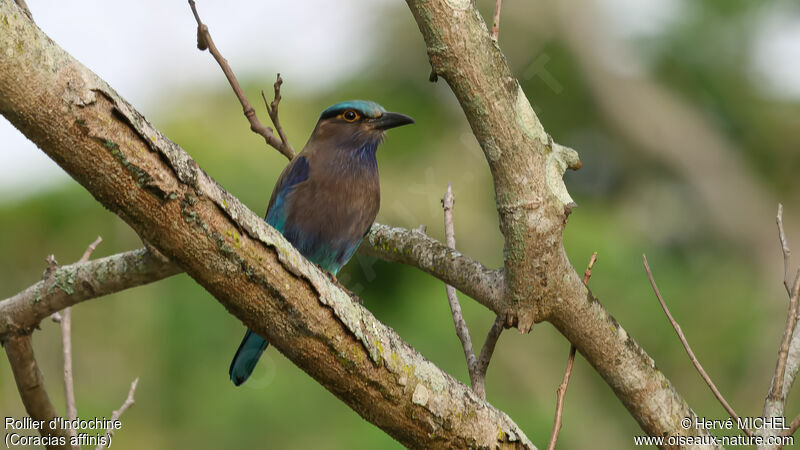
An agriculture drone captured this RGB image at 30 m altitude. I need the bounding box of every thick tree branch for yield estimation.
[3,334,71,450]
[406,0,716,446]
[0,3,532,447]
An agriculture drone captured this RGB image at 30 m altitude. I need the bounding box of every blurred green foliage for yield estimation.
[2,1,799,449]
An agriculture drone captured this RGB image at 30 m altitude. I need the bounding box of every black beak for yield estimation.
[372,112,415,130]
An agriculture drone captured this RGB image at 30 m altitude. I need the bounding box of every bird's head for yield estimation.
[312,100,414,148]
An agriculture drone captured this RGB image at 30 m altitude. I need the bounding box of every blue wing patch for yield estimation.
[265,156,309,232]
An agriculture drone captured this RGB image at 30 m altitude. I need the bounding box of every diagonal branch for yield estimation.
[407,0,715,444]
[763,206,800,448]
[96,378,138,450]
[547,345,576,450]
[770,270,800,403]
[643,254,753,437]
[475,315,504,381]
[261,75,294,156]
[0,4,532,446]
[188,0,294,160]
[548,252,593,450]
[778,204,794,297]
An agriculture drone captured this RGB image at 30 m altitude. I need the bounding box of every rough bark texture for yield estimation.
[0,248,179,338]
[360,223,504,310]
[405,0,716,447]
[0,2,531,448]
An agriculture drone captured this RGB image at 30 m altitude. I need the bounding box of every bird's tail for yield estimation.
[229,328,269,386]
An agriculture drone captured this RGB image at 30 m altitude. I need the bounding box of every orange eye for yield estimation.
[342,110,359,122]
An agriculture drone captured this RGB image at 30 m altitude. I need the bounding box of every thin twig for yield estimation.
[490,0,503,42]
[187,0,294,160]
[476,315,504,377]
[441,184,479,388]
[548,253,595,449]
[583,252,597,285]
[60,236,103,447]
[547,346,576,450]
[778,204,793,297]
[60,306,77,448]
[261,74,294,156]
[643,254,753,437]
[771,270,800,404]
[96,378,138,450]
[441,183,504,400]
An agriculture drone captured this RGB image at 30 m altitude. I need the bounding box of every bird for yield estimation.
[229,100,414,386]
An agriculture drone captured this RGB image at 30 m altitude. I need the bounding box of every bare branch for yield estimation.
[3,334,71,449]
[441,184,505,400]
[79,236,103,262]
[0,8,532,444]
[187,0,294,160]
[778,204,794,297]
[476,315,504,376]
[60,308,77,447]
[764,206,800,448]
[441,184,480,393]
[643,254,753,437]
[60,236,103,447]
[547,345,576,450]
[473,314,504,397]
[490,0,502,42]
[770,270,800,405]
[360,223,505,312]
[96,378,138,450]
[0,249,180,339]
[261,74,294,156]
[548,253,594,449]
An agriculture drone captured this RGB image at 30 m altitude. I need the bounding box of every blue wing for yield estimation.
[230,156,310,386]
[265,156,310,232]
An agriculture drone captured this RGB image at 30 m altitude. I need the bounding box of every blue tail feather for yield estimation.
[229,329,269,386]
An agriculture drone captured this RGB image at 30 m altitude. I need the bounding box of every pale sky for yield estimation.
[2,0,799,203]
[0,0,393,201]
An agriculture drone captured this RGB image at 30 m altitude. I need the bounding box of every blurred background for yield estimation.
[2,0,800,448]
